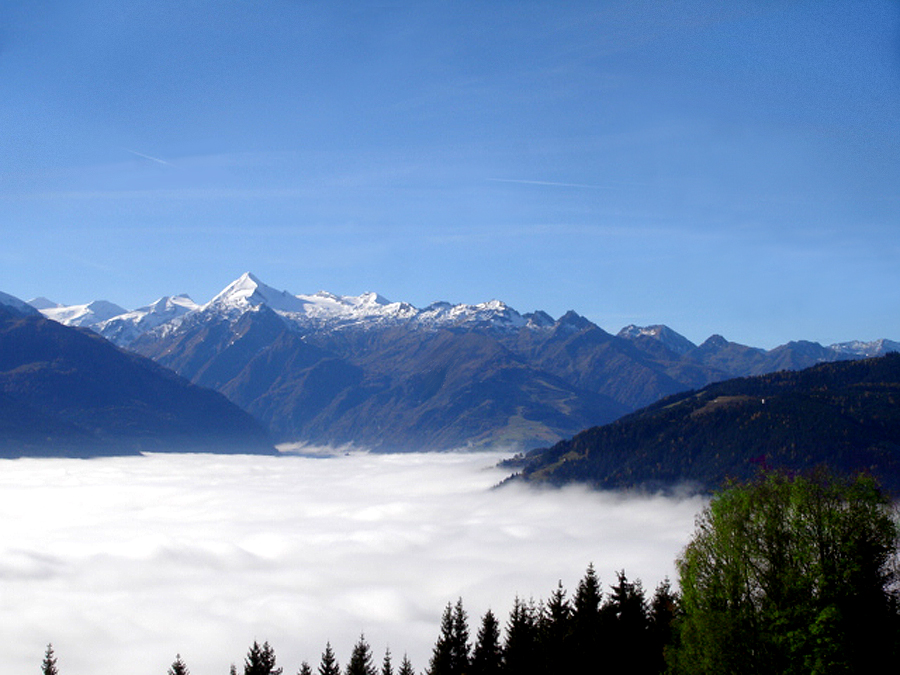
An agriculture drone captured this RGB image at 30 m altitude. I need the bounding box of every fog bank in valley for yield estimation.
[0,451,705,675]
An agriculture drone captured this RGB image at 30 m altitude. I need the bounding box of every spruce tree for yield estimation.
[604,571,650,674]
[648,578,679,675]
[396,654,415,675]
[470,609,502,675]
[346,634,377,675]
[571,564,604,673]
[427,602,455,675]
[298,662,313,675]
[450,598,470,675]
[381,647,393,675]
[502,596,539,675]
[41,644,58,675]
[244,641,282,675]
[539,581,572,674]
[168,653,190,675]
[318,642,341,675]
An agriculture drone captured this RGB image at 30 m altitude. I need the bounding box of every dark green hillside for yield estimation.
[512,353,900,493]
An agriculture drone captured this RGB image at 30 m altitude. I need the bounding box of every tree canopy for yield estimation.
[675,469,900,674]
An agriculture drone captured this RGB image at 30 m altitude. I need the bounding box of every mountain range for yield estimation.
[17,272,899,452]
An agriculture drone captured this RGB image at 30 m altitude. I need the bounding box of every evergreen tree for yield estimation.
[41,644,58,675]
[604,571,650,673]
[346,634,377,675]
[450,598,470,675]
[168,653,190,675]
[502,596,539,675]
[231,664,238,675]
[538,581,572,674]
[298,663,313,675]
[319,642,341,675]
[470,609,502,675]
[427,602,455,675]
[244,641,282,675]
[648,578,680,675]
[571,564,604,673]
[381,647,393,675]
[396,654,415,675]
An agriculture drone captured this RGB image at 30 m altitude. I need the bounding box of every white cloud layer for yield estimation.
[0,452,706,674]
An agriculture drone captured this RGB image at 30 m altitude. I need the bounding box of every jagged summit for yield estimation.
[207,272,308,315]
[14,272,900,452]
[831,338,900,358]
[96,294,200,346]
[24,272,900,363]
[617,324,697,356]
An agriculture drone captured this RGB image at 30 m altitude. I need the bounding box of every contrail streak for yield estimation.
[124,148,172,166]
[487,178,614,190]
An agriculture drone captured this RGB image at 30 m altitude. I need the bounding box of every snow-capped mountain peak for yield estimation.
[94,295,200,346]
[146,294,198,314]
[617,324,697,355]
[206,272,308,315]
[38,299,128,328]
[829,339,900,358]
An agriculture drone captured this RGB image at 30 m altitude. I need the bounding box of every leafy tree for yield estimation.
[675,469,900,674]
[346,634,377,675]
[244,641,282,675]
[319,642,341,675]
[168,653,190,675]
[41,644,58,675]
[396,654,415,675]
[470,609,502,675]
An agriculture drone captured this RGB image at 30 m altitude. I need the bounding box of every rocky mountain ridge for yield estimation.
[19,273,900,451]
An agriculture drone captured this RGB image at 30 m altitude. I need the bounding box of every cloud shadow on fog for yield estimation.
[0,452,706,675]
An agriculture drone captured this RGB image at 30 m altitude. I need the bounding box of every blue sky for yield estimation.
[2,0,898,348]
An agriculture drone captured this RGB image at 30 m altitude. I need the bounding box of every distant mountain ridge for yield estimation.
[33,272,898,360]
[21,273,900,451]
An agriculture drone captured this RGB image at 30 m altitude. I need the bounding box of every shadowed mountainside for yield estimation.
[509,353,900,493]
[0,305,275,457]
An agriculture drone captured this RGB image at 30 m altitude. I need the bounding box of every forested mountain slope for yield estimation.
[511,354,900,493]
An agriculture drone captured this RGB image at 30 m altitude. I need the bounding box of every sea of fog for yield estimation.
[0,451,706,675]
